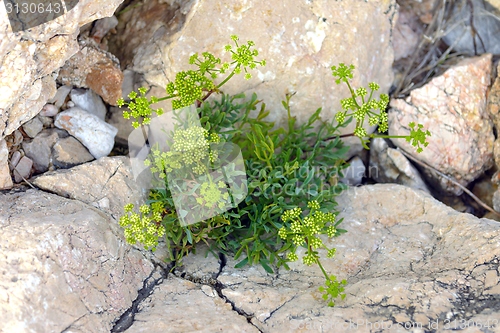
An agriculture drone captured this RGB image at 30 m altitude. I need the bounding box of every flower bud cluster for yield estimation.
[119,203,165,251]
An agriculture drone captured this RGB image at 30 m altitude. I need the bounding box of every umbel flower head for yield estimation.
[278,200,338,265]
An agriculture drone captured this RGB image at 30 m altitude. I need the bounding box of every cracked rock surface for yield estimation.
[140,184,500,333]
[0,190,154,333]
[122,276,260,333]
[32,156,145,220]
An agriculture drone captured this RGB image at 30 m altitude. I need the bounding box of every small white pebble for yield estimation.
[98,197,110,209]
[40,104,58,117]
[201,285,216,298]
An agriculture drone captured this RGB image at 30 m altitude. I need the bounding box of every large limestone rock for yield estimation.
[0,190,154,332]
[132,184,500,332]
[123,276,260,333]
[0,0,124,139]
[32,156,145,219]
[110,0,396,133]
[388,54,495,195]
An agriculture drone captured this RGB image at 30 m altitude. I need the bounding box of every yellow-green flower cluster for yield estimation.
[356,87,367,97]
[119,203,165,251]
[407,122,431,153]
[189,52,222,78]
[307,200,320,210]
[281,207,302,222]
[288,252,298,262]
[303,252,317,266]
[331,63,355,84]
[117,87,164,128]
[196,180,230,209]
[144,126,221,180]
[340,97,356,111]
[327,248,337,258]
[225,35,266,80]
[167,70,216,110]
[278,201,339,265]
[171,126,220,175]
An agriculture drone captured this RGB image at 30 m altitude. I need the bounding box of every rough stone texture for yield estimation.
[494,138,500,169]
[90,15,119,44]
[369,138,429,193]
[0,139,12,190]
[111,0,396,132]
[52,136,95,169]
[21,116,43,138]
[158,184,500,333]
[123,276,260,333]
[388,54,494,195]
[32,156,146,220]
[86,62,124,105]
[108,106,135,146]
[443,0,500,55]
[38,115,54,127]
[0,0,124,139]
[397,0,439,24]
[340,156,366,186]
[488,61,500,131]
[47,85,72,111]
[58,37,123,105]
[9,151,21,170]
[54,107,118,159]
[70,88,107,120]
[0,190,154,333]
[392,8,424,61]
[493,189,500,213]
[12,156,33,183]
[22,129,62,174]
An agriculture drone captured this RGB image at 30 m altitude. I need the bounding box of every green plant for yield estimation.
[117,36,430,307]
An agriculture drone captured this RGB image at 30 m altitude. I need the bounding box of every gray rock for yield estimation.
[124,276,260,333]
[54,107,118,159]
[0,139,13,189]
[442,0,500,55]
[70,88,107,120]
[12,156,33,183]
[166,184,500,332]
[58,37,123,105]
[39,103,59,117]
[22,116,43,138]
[493,189,500,212]
[90,15,119,43]
[108,106,135,146]
[0,189,154,332]
[389,54,494,195]
[121,69,143,100]
[0,0,124,139]
[9,150,21,170]
[488,62,500,132]
[22,129,60,173]
[48,85,72,110]
[369,138,430,192]
[33,156,145,219]
[392,8,424,61]
[110,0,396,135]
[396,0,439,24]
[340,156,365,186]
[52,136,95,169]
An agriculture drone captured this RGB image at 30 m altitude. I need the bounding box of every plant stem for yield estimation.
[316,257,330,281]
[369,134,407,139]
[217,68,237,89]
